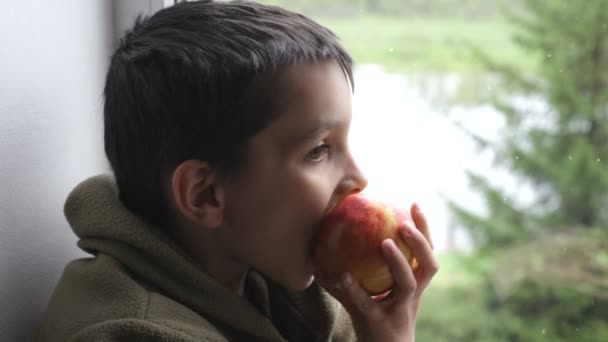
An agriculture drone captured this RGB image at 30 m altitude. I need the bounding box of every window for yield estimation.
[260,1,607,341]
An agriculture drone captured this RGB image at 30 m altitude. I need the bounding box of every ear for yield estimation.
[171,160,225,229]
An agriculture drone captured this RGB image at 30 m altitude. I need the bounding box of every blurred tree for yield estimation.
[449,0,608,250]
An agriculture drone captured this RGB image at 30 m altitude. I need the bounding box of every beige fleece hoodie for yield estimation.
[34,175,355,342]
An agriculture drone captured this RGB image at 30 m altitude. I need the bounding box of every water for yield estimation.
[348,65,534,253]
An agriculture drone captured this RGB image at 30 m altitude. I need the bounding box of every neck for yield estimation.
[174,223,249,296]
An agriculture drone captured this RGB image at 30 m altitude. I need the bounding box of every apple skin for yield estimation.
[313,194,416,296]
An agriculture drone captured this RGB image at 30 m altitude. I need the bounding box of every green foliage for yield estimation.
[490,228,608,301]
[417,229,608,342]
[442,5,608,336]
[259,1,531,73]
[447,171,534,249]
[449,0,608,249]
[318,16,529,73]
[489,228,608,341]
[409,2,608,340]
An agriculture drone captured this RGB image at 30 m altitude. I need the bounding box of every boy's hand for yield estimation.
[323,204,439,342]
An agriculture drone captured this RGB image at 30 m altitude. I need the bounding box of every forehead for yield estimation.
[256,60,353,147]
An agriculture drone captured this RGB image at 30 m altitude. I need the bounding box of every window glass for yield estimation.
[259,1,608,341]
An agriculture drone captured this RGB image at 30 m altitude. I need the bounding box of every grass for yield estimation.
[317,15,536,74]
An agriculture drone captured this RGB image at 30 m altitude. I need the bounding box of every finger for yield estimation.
[410,203,433,250]
[400,221,439,287]
[381,238,417,301]
[414,253,440,294]
[340,272,381,321]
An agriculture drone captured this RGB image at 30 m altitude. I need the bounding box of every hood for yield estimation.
[64,174,289,340]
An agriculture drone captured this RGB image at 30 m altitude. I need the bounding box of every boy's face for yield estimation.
[221,60,367,291]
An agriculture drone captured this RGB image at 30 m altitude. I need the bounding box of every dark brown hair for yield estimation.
[103,0,354,228]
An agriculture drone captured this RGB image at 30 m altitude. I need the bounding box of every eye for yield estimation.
[306,143,330,162]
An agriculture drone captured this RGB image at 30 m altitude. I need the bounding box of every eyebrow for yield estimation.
[284,118,342,149]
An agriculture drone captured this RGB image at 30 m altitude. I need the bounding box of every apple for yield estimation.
[313,194,416,296]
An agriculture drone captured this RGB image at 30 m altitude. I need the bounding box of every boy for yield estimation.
[35,1,438,341]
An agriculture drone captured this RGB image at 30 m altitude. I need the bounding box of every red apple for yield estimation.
[313,194,416,296]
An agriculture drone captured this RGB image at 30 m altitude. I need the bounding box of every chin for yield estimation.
[269,256,316,291]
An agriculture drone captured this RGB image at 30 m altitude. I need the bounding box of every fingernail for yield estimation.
[342,273,353,287]
[413,202,422,213]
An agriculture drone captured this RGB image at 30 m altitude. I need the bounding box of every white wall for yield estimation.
[0,1,172,339]
[113,0,166,45]
[0,1,112,341]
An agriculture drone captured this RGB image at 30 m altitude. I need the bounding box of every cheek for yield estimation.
[225,161,337,241]
[256,184,327,233]
[281,169,335,217]
[251,178,332,252]
[256,167,334,215]
[293,184,330,217]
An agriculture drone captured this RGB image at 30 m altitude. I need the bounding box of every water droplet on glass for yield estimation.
[597,158,601,162]
[559,69,563,73]
[515,155,519,160]
[547,53,552,59]
[568,155,573,160]
[388,47,394,53]
[542,329,546,335]
[576,328,580,332]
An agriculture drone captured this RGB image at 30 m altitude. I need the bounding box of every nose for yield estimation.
[337,154,368,197]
